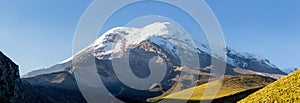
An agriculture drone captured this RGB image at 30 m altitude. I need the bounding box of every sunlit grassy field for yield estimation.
[239,69,300,103]
[162,74,275,101]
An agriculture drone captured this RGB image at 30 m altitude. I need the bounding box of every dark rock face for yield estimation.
[0,51,23,103]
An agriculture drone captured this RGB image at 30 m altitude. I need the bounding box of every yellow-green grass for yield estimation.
[239,68,300,103]
[163,74,275,101]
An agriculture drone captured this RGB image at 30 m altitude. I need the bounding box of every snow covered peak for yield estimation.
[91,22,196,60]
[142,22,182,34]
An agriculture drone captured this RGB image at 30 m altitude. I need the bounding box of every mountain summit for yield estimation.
[22,22,286,102]
[24,22,285,78]
[23,22,200,78]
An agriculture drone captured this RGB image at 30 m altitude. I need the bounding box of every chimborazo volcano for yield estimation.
[22,22,286,103]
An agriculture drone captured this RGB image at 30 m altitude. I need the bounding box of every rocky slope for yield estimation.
[0,51,23,103]
[22,71,86,103]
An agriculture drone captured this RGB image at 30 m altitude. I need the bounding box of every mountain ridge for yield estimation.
[23,22,286,79]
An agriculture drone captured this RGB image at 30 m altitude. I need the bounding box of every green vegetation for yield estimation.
[162,74,275,102]
[239,69,300,103]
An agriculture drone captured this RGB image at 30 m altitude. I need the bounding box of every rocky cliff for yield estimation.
[0,51,23,103]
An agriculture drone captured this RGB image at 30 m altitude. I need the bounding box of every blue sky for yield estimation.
[0,0,299,74]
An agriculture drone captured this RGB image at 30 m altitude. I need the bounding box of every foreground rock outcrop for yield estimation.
[0,51,23,103]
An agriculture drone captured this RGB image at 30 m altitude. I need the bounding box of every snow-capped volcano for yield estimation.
[23,22,286,79]
[21,22,287,103]
[23,22,200,78]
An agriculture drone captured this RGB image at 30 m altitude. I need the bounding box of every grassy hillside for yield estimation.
[239,68,300,103]
[161,74,275,102]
